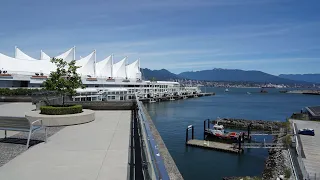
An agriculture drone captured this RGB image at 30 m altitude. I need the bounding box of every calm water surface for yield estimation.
[144,87,320,180]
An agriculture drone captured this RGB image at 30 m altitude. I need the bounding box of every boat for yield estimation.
[225,88,229,92]
[247,92,251,95]
[279,90,288,93]
[149,99,156,103]
[183,96,188,99]
[260,89,268,93]
[169,97,175,101]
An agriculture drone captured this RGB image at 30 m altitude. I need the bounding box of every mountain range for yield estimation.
[141,68,318,84]
[279,74,320,84]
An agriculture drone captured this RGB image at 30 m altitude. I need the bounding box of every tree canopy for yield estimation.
[43,58,84,96]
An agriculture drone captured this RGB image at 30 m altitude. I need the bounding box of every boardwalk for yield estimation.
[186,139,241,153]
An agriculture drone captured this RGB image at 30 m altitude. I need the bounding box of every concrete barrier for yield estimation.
[25,109,95,126]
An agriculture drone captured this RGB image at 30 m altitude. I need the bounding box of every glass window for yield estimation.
[112,96,115,100]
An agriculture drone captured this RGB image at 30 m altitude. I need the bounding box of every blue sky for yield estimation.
[0,0,319,75]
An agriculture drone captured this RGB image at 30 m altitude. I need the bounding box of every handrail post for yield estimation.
[186,127,189,144]
[192,126,194,140]
[203,120,206,140]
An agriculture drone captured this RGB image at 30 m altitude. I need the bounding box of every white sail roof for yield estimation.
[40,50,51,60]
[15,47,37,60]
[55,47,75,62]
[75,51,95,76]
[126,59,141,79]
[96,55,112,77]
[0,53,55,75]
[112,57,126,78]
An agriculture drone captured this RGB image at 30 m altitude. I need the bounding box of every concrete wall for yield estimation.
[65,101,136,110]
[0,96,32,102]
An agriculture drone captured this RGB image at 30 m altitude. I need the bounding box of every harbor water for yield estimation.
[144,87,320,179]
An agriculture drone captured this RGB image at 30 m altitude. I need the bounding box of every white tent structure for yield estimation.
[40,50,51,60]
[75,51,96,76]
[126,59,141,79]
[112,57,127,79]
[0,53,55,75]
[95,55,112,77]
[15,47,37,60]
[55,47,75,63]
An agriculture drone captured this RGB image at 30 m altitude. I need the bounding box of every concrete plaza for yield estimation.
[0,102,131,180]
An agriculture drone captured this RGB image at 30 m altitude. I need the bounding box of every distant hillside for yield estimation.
[279,74,320,84]
[179,68,307,84]
[141,68,181,81]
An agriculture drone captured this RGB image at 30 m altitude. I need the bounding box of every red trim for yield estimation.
[87,78,97,81]
[31,76,47,79]
[0,74,12,77]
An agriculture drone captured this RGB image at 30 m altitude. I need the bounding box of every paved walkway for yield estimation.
[292,119,320,178]
[0,102,36,138]
[0,110,131,180]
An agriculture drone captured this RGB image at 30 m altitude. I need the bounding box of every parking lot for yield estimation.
[292,119,320,178]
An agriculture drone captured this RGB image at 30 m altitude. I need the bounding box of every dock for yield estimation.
[140,92,215,102]
[186,139,242,153]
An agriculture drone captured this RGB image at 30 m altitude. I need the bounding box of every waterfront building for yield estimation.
[0,47,201,100]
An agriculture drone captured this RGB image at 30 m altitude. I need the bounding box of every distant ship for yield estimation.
[247,92,251,95]
[260,89,268,93]
[225,88,229,92]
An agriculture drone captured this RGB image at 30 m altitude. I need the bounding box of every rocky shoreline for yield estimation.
[211,118,285,131]
[218,118,292,180]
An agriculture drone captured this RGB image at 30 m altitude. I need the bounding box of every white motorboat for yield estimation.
[247,92,251,95]
[225,88,229,92]
[149,99,156,103]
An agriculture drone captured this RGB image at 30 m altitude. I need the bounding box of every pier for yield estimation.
[140,92,215,103]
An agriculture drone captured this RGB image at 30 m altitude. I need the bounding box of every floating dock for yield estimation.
[186,139,242,153]
[185,124,243,154]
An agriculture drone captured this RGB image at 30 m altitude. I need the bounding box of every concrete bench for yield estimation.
[0,116,47,148]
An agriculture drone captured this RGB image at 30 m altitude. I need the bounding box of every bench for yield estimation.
[0,116,47,148]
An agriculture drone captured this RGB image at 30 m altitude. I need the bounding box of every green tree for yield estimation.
[150,77,156,82]
[43,58,84,104]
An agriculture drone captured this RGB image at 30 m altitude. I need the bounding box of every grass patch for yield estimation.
[40,105,82,115]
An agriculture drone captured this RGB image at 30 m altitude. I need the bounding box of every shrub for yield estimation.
[0,88,43,96]
[282,134,292,148]
[40,105,82,115]
[284,167,291,178]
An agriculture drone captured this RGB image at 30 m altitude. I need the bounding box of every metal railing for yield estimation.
[135,94,170,180]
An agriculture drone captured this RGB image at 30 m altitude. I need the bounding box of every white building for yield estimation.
[0,47,201,101]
